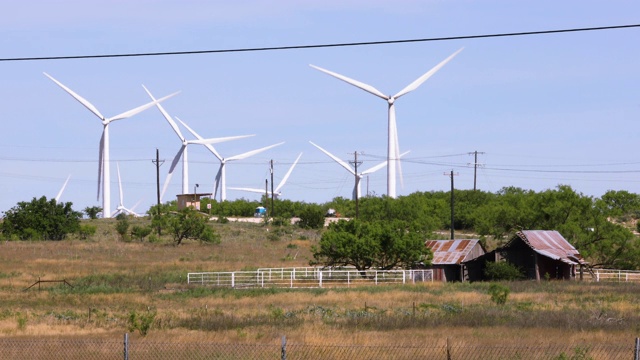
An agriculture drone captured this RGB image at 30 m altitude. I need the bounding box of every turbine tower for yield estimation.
[310,142,408,200]
[44,73,178,218]
[142,85,254,199]
[229,153,303,199]
[112,163,140,217]
[309,48,462,198]
[178,119,284,201]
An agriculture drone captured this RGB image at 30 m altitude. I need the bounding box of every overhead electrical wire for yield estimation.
[0,24,638,62]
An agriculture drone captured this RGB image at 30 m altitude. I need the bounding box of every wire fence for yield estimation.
[187,267,433,289]
[0,335,637,360]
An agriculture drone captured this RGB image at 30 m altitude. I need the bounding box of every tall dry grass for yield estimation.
[0,218,639,350]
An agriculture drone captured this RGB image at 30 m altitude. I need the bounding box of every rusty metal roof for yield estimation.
[512,230,585,265]
[425,239,484,265]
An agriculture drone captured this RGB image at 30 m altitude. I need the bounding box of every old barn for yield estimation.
[424,239,486,282]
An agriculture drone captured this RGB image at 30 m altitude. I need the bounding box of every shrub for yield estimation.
[131,225,152,242]
[488,283,510,305]
[78,224,96,240]
[297,205,325,229]
[484,261,524,281]
[128,309,156,336]
[115,215,130,242]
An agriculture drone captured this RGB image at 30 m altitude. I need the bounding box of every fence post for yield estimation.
[123,333,129,360]
[231,272,235,288]
[634,337,640,360]
[281,335,287,360]
[319,271,323,288]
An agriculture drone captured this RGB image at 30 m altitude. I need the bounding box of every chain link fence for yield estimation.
[0,336,636,359]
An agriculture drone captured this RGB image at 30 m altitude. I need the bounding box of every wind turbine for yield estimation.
[44,73,178,218]
[142,85,254,199]
[309,48,462,198]
[112,163,140,217]
[54,174,71,202]
[310,141,409,200]
[229,153,303,199]
[178,118,284,201]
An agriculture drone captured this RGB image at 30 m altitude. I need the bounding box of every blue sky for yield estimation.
[0,1,639,215]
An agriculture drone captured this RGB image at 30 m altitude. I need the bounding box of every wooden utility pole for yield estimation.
[468,151,484,191]
[349,151,363,219]
[270,160,275,218]
[445,170,459,240]
[152,149,164,235]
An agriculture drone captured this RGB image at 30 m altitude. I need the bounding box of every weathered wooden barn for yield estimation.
[424,239,486,282]
[466,230,587,281]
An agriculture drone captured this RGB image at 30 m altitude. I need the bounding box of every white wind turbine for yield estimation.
[112,163,140,217]
[310,141,409,200]
[44,73,178,218]
[142,85,254,200]
[178,119,284,201]
[309,48,462,198]
[229,153,303,199]
[54,174,71,202]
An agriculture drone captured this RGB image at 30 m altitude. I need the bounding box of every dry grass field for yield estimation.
[1,217,638,353]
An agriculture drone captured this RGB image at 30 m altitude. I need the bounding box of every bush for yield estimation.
[128,309,156,336]
[484,261,524,281]
[297,204,325,229]
[488,283,510,305]
[1,196,81,240]
[78,224,96,240]
[115,215,130,242]
[131,225,152,242]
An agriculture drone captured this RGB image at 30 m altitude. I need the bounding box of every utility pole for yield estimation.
[270,159,275,218]
[349,151,363,219]
[152,149,164,235]
[467,151,485,191]
[445,170,459,240]
[264,179,268,210]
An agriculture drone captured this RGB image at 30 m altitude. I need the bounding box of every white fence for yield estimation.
[592,269,640,283]
[187,267,433,289]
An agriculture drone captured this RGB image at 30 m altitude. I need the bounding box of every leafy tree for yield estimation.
[78,224,97,240]
[310,219,431,276]
[83,206,102,219]
[484,261,524,281]
[131,225,152,242]
[297,204,325,229]
[1,196,81,240]
[115,214,130,241]
[167,207,218,245]
[597,190,640,219]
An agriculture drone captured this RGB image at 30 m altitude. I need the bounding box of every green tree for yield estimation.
[167,207,218,245]
[131,225,152,242]
[297,203,325,229]
[1,196,81,240]
[83,206,102,220]
[310,219,431,275]
[115,214,130,241]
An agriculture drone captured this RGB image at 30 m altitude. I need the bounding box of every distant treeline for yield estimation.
[180,185,640,269]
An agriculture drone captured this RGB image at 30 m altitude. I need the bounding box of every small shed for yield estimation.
[424,239,486,282]
[495,230,587,280]
[176,193,212,211]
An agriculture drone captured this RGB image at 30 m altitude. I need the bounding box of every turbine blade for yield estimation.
[393,48,463,99]
[55,174,71,202]
[275,152,302,192]
[187,134,254,146]
[160,146,185,201]
[142,85,185,141]
[309,141,355,175]
[309,64,388,100]
[44,72,105,120]
[361,161,387,175]
[116,162,124,206]
[228,187,266,195]
[213,167,222,200]
[226,142,284,161]
[97,130,104,201]
[108,91,180,122]
[176,117,225,161]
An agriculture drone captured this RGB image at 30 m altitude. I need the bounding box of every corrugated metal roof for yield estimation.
[425,239,483,265]
[514,230,585,264]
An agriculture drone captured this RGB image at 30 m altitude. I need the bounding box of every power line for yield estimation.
[1,24,638,62]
